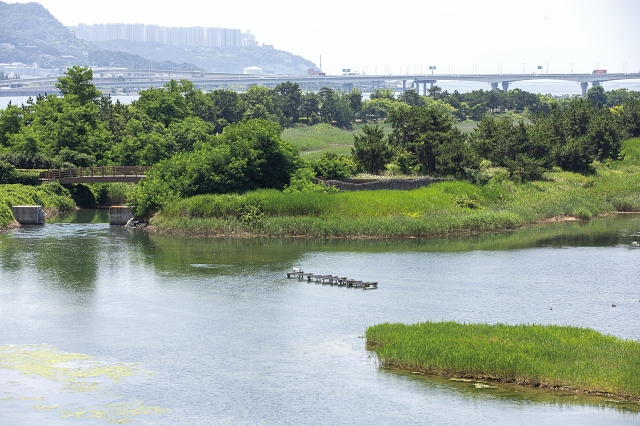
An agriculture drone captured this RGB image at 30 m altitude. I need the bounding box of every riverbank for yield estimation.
[147,139,640,237]
[366,322,640,402]
[0,183,76,228]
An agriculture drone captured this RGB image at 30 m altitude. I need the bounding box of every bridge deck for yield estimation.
[41,166,149,184]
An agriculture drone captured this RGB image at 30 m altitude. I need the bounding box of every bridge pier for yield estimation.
[592,81,601,87]
[502,81,510,92]
[580,82,589,96]
[402,80,406,92]
[11,206,45,225]
[109,206,134,226]
[491,82,499,91]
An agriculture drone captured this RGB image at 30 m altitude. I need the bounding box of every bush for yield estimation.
[284,167,338,194]
[132,119,300,216]
[311,153,357,178]
[56,149,96,168]
[0,152,59,169]
[0,182,75,227]
[91,183,134,206]
[0,160,40,185]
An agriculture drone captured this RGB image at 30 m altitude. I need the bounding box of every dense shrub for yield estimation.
[311,153,357,178]
[132,119,299,216]
[0,160,40,185]
[0,182,75,227]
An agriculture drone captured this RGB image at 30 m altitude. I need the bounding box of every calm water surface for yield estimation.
[1,212,639,425]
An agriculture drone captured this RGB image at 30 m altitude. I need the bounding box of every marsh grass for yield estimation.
[366,322,640,400]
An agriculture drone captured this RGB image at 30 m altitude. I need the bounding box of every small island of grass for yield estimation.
[366,322,640,401]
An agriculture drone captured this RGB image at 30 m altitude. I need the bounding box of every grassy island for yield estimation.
[366,322,640,401]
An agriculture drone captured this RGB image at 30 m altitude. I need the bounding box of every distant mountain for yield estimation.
[0,1,319,75]
[0,1,199,71]
[93,40,319,74]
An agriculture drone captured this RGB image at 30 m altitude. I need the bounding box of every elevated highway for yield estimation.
[3,70,640,96]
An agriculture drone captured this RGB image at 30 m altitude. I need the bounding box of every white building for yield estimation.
[243,66,262,75]
[69,23,252,48]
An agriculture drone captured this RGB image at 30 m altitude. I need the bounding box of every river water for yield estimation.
[1,212,639,425]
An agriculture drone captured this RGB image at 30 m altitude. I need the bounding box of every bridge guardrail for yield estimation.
[41,166,151,181]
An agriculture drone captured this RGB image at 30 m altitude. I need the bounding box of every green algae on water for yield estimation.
[0,344,171,423]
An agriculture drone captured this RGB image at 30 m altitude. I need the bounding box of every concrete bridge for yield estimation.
[3,70,640,96]
[41,166,149,184]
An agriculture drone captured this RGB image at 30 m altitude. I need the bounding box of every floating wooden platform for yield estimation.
[286,269,378,290]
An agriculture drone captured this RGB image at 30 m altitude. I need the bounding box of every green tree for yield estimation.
[133,80,189,127]
[274,81,302,125]
[587,85,607,106]
[300,92,320,122]
[471,115,551,181]
[619,99,640,138]
[388,103,468,175]
[370,88,395,101]
[352,124,391,174]
[208,89,245,130]
[169,116,214,152]
[0,103,23,147]
[55,66,101,105]
[317,88,354,128]
[346,88,363,116]
[132,119,299,216]
[426,85,445,100]
[241,86,282,124]
[398,89,423,106]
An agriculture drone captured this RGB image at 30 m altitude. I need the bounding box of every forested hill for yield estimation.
[0,1,86,62]
[92,40,319,74]
[0,1,199,71]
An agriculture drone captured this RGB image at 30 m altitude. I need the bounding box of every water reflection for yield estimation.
[386,368,640,414]
[131,215,640,277]
[1,213,639,424]
[49,209,110,224]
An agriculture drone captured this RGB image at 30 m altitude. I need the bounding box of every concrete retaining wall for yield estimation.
[319,176,449,191]
[109,206,134,226]
[11,206,45,225]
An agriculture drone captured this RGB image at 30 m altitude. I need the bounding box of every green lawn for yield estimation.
[282,122,478,160]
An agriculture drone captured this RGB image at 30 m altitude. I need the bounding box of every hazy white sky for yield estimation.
[9,0,640,75]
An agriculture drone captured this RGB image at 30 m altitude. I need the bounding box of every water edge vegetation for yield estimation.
[145,138,640,237]
[365,322,640,401]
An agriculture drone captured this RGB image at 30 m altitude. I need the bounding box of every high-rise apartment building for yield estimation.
[68,23,258,48]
